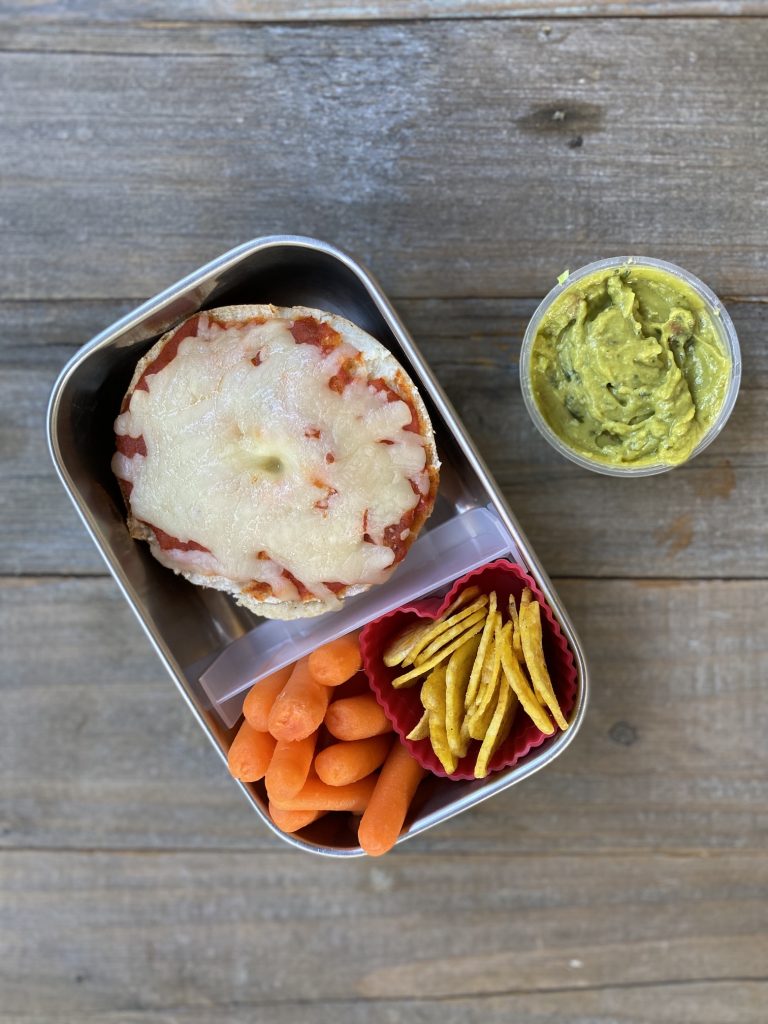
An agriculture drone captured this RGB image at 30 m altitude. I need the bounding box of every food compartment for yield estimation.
[361,559,579,781]
[224,556,579,853]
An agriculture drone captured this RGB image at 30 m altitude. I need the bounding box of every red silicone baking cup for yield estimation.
[359,559,579,780]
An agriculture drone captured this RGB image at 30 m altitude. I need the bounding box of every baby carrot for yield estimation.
[268,773,377,813]
[268,658,331,742]
[243,664,294,732]
[358,741,426,856]
[268,803,325,834]
[227,722,276,782]
[315,735,393,787]
[325,693,392,741]
[265,732,318,802]
[308,633,362,687]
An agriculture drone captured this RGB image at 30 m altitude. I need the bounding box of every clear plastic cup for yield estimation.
[519,256,742,477]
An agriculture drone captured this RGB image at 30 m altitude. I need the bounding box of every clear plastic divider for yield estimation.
[201,506,515,727]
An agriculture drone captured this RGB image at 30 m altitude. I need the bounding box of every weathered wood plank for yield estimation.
[1,0,763,28]
[4,11,767,58]
[5,298,765,577]
[1,575,766,852]
[1,848,766,1017]
[1,20,767,301]
[6,984,768,1024]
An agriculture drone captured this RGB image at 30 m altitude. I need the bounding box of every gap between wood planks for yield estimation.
[3,12,768,66]
[0,978,764,1011]
[1,8,767,41]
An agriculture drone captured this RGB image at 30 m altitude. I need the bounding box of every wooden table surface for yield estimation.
[2,3,767,1021]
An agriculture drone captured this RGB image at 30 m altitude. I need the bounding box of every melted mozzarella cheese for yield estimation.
[113,314,428,597]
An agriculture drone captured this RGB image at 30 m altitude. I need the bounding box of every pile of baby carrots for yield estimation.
[226,632,425,856]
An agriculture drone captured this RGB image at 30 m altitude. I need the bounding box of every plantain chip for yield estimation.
[508,593,524,663]
[405,598,489,667]
[474,671,518,779]
[403,595,489,666]
[464,591,498,708]
[466,617,504,740]
[519,597,568,730]
[445,633,481,758]
[499,630,555,735]
[458,718,471,756]
[383,619,435,668]
[406,707,430,741]
[391,618,486,688]
[419,666,444,712]
[423,665,456,774]
[467,687,499,742]
[415,607,488,666]
[442,584,482,619]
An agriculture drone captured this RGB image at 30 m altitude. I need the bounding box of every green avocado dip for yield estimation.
[529,264,732,468]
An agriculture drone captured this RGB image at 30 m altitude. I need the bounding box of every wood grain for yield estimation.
[1,848,766,1018]
[7,297,765,578]
[2,8,767,1020]
[2,575,765,853]
[6,985,768,1024]
[1,19,767,301]
[4,10,767,56]
[1,0,764,26]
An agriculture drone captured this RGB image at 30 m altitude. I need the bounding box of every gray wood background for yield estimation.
[1,4,766,1022]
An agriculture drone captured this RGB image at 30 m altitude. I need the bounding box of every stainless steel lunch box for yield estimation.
[47,235,589,856]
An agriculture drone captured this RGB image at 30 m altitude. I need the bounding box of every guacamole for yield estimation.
[529,264,732,468]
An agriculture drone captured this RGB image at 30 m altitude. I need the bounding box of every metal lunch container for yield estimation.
[48,236,589,856]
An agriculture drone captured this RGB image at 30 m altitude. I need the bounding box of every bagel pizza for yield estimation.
[112,305,439,619]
